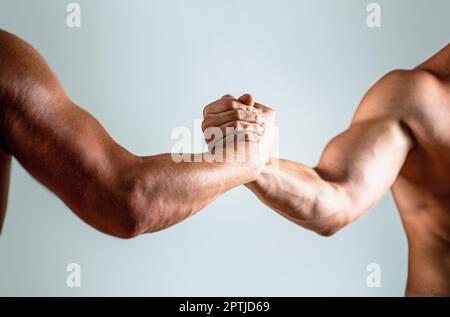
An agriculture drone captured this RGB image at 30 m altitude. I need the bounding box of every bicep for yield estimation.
[2,93,137,219]
[315,118,414,221]
[0,30,138,222]
[0,30,161,238]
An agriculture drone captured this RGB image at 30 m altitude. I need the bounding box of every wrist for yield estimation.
[244,157,274,186]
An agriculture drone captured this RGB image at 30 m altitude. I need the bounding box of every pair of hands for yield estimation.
[201,94,276,177]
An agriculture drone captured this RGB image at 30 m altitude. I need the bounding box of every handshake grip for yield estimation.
[201,94,276,172]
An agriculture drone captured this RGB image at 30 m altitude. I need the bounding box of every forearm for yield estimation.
[132,153,258,233]
[2,100,256,238]
[245,116,413,236]
[245,159,347,235]
[1,102,257,237]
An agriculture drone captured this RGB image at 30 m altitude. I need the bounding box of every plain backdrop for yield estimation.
[0,0,449,296]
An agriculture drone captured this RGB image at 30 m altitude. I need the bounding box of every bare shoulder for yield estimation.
[353,69,444,121]
[352,69,450,149]
[0,29,31,75]
[0,29,40,65]
[0,30,68,132]
[0,29,63,99]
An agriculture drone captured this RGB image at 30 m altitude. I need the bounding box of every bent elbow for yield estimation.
[98,186,153,239]
[86,163,168,239]
[112,219,144,239]
[315,224,343,237]
[104,211,145,240]
[309,185,354,237]
[118,191,153,239]
[309,209,351,237]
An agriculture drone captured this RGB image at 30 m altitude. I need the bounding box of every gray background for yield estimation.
[0,0,448,296]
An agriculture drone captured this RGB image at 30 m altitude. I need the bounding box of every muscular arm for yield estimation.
[0,30,258,238]
[246,71,420,236]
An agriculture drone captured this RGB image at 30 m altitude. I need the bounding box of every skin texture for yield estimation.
[0,29,274,238]
[1,27,448,296]
[203,45,450,296]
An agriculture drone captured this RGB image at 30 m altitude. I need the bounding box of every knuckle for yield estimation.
[230,100,240,109]
[201,119,210,132]
[235,109,244,120]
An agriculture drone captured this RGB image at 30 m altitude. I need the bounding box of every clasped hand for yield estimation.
[201,94,276,174]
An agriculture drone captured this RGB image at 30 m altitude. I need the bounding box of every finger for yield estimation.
[237,93,254,107]
[207,132,261,151]
[202,109,264,131]
[254,102,275,123]
[204,121,264,142]
[253,102,272,114]
[204,98,259,116]
[222,94,235,99]
[204,124,264,145]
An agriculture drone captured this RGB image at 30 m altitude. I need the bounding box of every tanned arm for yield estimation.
[243,69,429,236]
[0,30,264,238]
[242,43,450,236]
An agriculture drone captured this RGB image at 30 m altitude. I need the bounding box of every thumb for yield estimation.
[238,93,254,107]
